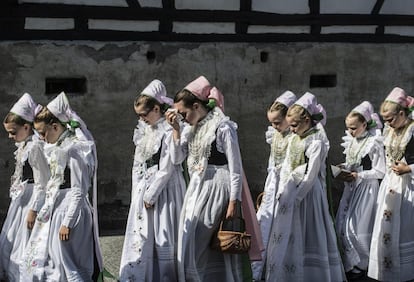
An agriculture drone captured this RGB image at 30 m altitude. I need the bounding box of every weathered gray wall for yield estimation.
[1,41,413,212]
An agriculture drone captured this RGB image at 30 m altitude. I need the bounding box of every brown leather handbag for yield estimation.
[210,215,251,254]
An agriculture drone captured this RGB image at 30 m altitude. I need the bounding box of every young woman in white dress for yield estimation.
[0,93,49,281]
[119,79,186,282]
[21,92,102,281]
[335,101,385,279]
[251,90,297,281]
[368,87,414,281]
[166,76,246,281]
[265,92,345,282]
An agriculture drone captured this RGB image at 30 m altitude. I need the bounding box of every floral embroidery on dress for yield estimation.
[187,108,225,175]
[273,233,283,245]
[383,233,391,245]
[382,257,393,269]
[383,210,392,221]
[270,130,291,168]
[283,264,296,274]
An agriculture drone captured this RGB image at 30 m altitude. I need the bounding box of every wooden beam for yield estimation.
[160,0,173,33]
[309,0,321,36]
[126,0,140,8]
[2,4,414,26]
[372,0,385,35]
[237,0,251,34]
[372,0,385,15]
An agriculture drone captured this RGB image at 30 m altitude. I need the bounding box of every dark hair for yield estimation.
[134,94,170,114]
[174,89,212,111]
[3,112,31,126]
[34,107,62,125]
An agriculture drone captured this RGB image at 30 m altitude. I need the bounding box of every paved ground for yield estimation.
[98,232,375,282]
[99,232,124,282]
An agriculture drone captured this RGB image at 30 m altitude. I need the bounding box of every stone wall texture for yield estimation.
[1,41,413,213]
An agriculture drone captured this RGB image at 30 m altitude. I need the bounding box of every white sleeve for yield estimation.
[216,122,242,201]
[296,139,326,202]
[144,131,181,205]
[62,145,91,228]
[28,142,50,212]
[170,125,190,165]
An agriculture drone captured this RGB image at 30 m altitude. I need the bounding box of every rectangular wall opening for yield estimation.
[309,74,337,88]
[45,77,87,95]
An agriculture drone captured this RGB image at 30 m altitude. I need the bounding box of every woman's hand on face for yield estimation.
[165,109,180,131]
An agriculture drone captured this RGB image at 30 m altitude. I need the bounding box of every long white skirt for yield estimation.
[335,178,379,272]
[0,183,34,281]
[251,167,279,280]
[177,165,243,282]
[119,168,185,282]
[368,172,414,281]
[44,189,95,282]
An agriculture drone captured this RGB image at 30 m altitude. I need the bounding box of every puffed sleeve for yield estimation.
[61,143,92,228]
[216,121,242,201]
[28,141,50,211]
[296,139,326,202]
[170,124,190,165]
[143,130,181,205]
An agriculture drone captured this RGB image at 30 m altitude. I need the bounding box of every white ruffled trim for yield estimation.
[341,129,384,168]
[265,126,275,145]
[133,118,168,164]
[187,107,228,174]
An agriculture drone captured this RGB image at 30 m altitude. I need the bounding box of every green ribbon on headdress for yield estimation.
[67,120,80,129]
[367,119,377,129]
[311,112,324,121]
[162,103,170,113]
[408,106,414,113]
[206,98,216,109]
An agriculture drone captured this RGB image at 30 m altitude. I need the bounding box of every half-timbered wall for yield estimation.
[1,0,414,42]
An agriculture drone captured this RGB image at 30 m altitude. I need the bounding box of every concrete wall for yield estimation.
[0,41,413,212]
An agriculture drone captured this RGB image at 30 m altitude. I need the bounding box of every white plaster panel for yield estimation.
[321,26,377,34]
[381,0,414,15]
[320,0,376,14]
[385,26,414,36]
[138,0,162,8]
[19,0,128,6]
[248,25,310,34]
[24,17,74,30]
[175,0,239,10]
[252,0,309,14]
[88,19,159,31]
[173,22,235,34]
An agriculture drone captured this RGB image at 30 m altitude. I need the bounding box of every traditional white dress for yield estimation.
[171,107,244,282]
[251,126,292,280]
[119,119,186,282]
[266,125,346,282]
[0,136,49,281]
[368,121,414,281]
[21,130,102,281]
[335,130,385,272]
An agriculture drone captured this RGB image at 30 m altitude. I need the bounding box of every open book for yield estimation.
[330,165,352,180]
